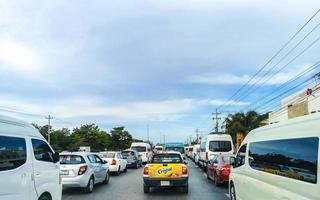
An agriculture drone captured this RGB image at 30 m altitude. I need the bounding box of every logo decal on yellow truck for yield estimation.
[148,164,183,178]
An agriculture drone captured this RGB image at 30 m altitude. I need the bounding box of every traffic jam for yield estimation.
[1,113,319,200]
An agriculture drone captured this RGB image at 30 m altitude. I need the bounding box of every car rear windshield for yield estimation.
[122,151,134,157]
[131,146,146,152]
[60,155,85,164]
[152,154,182,163]
[209,141,232,152]
[100,153,115,158]
[222,156,231,164]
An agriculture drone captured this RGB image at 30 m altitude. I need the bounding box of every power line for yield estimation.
[244,61,320,110]
[218,8,320,110]
[231,22,320,104]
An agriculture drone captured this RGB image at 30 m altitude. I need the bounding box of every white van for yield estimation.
[130,142,152,164]
[192,144,200,164]
[229,113,320,200]
[0,115,61,200]
[199,133,234,170]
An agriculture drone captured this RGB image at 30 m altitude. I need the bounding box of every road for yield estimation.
[62,161,229,200]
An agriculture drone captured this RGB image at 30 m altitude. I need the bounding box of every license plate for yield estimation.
[160,181,170,186]
[60,170,69,175]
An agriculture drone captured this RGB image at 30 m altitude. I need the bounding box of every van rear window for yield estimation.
[209,141,232,152]
[131,146,147,152]
[249,137,318,184]
[0,136,26,171]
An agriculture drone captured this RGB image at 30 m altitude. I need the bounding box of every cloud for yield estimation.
[0,96,248,123]
[188,63,315,86]
[0,39,41,72]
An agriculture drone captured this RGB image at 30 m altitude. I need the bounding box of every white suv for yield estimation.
[0,114,61,200]
[60,152,110,193]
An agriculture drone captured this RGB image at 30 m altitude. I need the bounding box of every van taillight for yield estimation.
[111,159,117,165]
[182,166,188,175]
[78,165,87,175]
[143,166,149,176]
[206,152,209,161]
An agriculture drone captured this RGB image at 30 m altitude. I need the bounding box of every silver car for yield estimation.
[60,152,110,193]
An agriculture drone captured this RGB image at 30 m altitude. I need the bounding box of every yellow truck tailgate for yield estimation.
[147,164,184,178]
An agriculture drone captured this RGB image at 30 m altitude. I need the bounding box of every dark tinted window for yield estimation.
[60,155,85,164]
[209,141,232,152]
[249,137,318,184]
[165,147,184,154]
[152,154,182,163]
[32,139,54,163]
[0,136,27,171]
[235,144,247,168]
[87,155,97,163]
[131,146,147,152]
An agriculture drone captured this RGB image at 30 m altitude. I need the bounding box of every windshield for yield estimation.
[209,141,232,152]
[131,146,147,152]
[60,155,85,164]
[100,153,115,158]
[152,154,182,163]
[165,147,184,154]
[155,147,163,150]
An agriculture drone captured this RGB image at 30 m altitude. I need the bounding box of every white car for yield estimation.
[229,112,320,200]
[99,151,127,175]
[60,152,110,193]
[0,114,62,200]
[130,142,153,164]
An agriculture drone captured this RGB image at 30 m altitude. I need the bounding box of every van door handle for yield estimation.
[35,171,41,177]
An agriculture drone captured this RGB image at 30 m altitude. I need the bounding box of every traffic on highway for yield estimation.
[1,1,320,200]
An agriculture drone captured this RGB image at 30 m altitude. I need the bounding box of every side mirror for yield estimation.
[103,160,108,164]
[53,152,60,163]
[230,157,236,167]
[184,160,188,165]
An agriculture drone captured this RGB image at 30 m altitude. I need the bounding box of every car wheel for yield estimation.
[116,166,121,176]
[124,166,127,173]
[135,162,139,169]
[206,170,210,180]
[230,182,236,200]
[214,174,220,186]
[143,185,150,193]
[103,171,110,184]
[182,185,189,194]
[38,194,51,200]
[84,176,94,193]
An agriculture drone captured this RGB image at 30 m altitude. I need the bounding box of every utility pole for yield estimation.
[212,108,221,133]
[147,124,150,142]
[195,128,200,143]
[45,115,54,144]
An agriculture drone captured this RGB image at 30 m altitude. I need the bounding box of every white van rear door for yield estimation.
[31,138,61,200]
[0,135,31,200]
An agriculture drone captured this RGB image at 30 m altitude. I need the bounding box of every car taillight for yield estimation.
[78,165,87,175]
[143,166,149,176]
[182,166,188,175]
[206,152,209,161]
[111,159,117,165]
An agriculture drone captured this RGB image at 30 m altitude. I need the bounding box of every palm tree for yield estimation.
[225,111,268,145]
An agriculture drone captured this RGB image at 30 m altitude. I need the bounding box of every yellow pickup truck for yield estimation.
[143,152,188,193]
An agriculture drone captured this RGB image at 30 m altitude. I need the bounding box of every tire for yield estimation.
[38,194,51,200]
[135,162,139,169]
[230,182,236,200]
[115,166,120,176]
[182,185,189,194]
[84,176,94,193]
[214,174,220,187]
[124,166,127,173]
[143,185,150,193]
[103,171,110,184]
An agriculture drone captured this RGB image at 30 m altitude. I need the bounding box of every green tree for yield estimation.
[109,127,133,151]
[225,111,268,143]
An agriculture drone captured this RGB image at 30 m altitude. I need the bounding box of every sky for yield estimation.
[1,0,320,143]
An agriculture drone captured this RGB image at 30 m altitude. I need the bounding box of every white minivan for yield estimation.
[199,133,234,171]
[229,113,320,200]
[130,142,152,164]
[0,115,61,200]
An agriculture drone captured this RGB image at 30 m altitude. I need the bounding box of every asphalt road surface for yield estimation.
[62,161,229,200]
